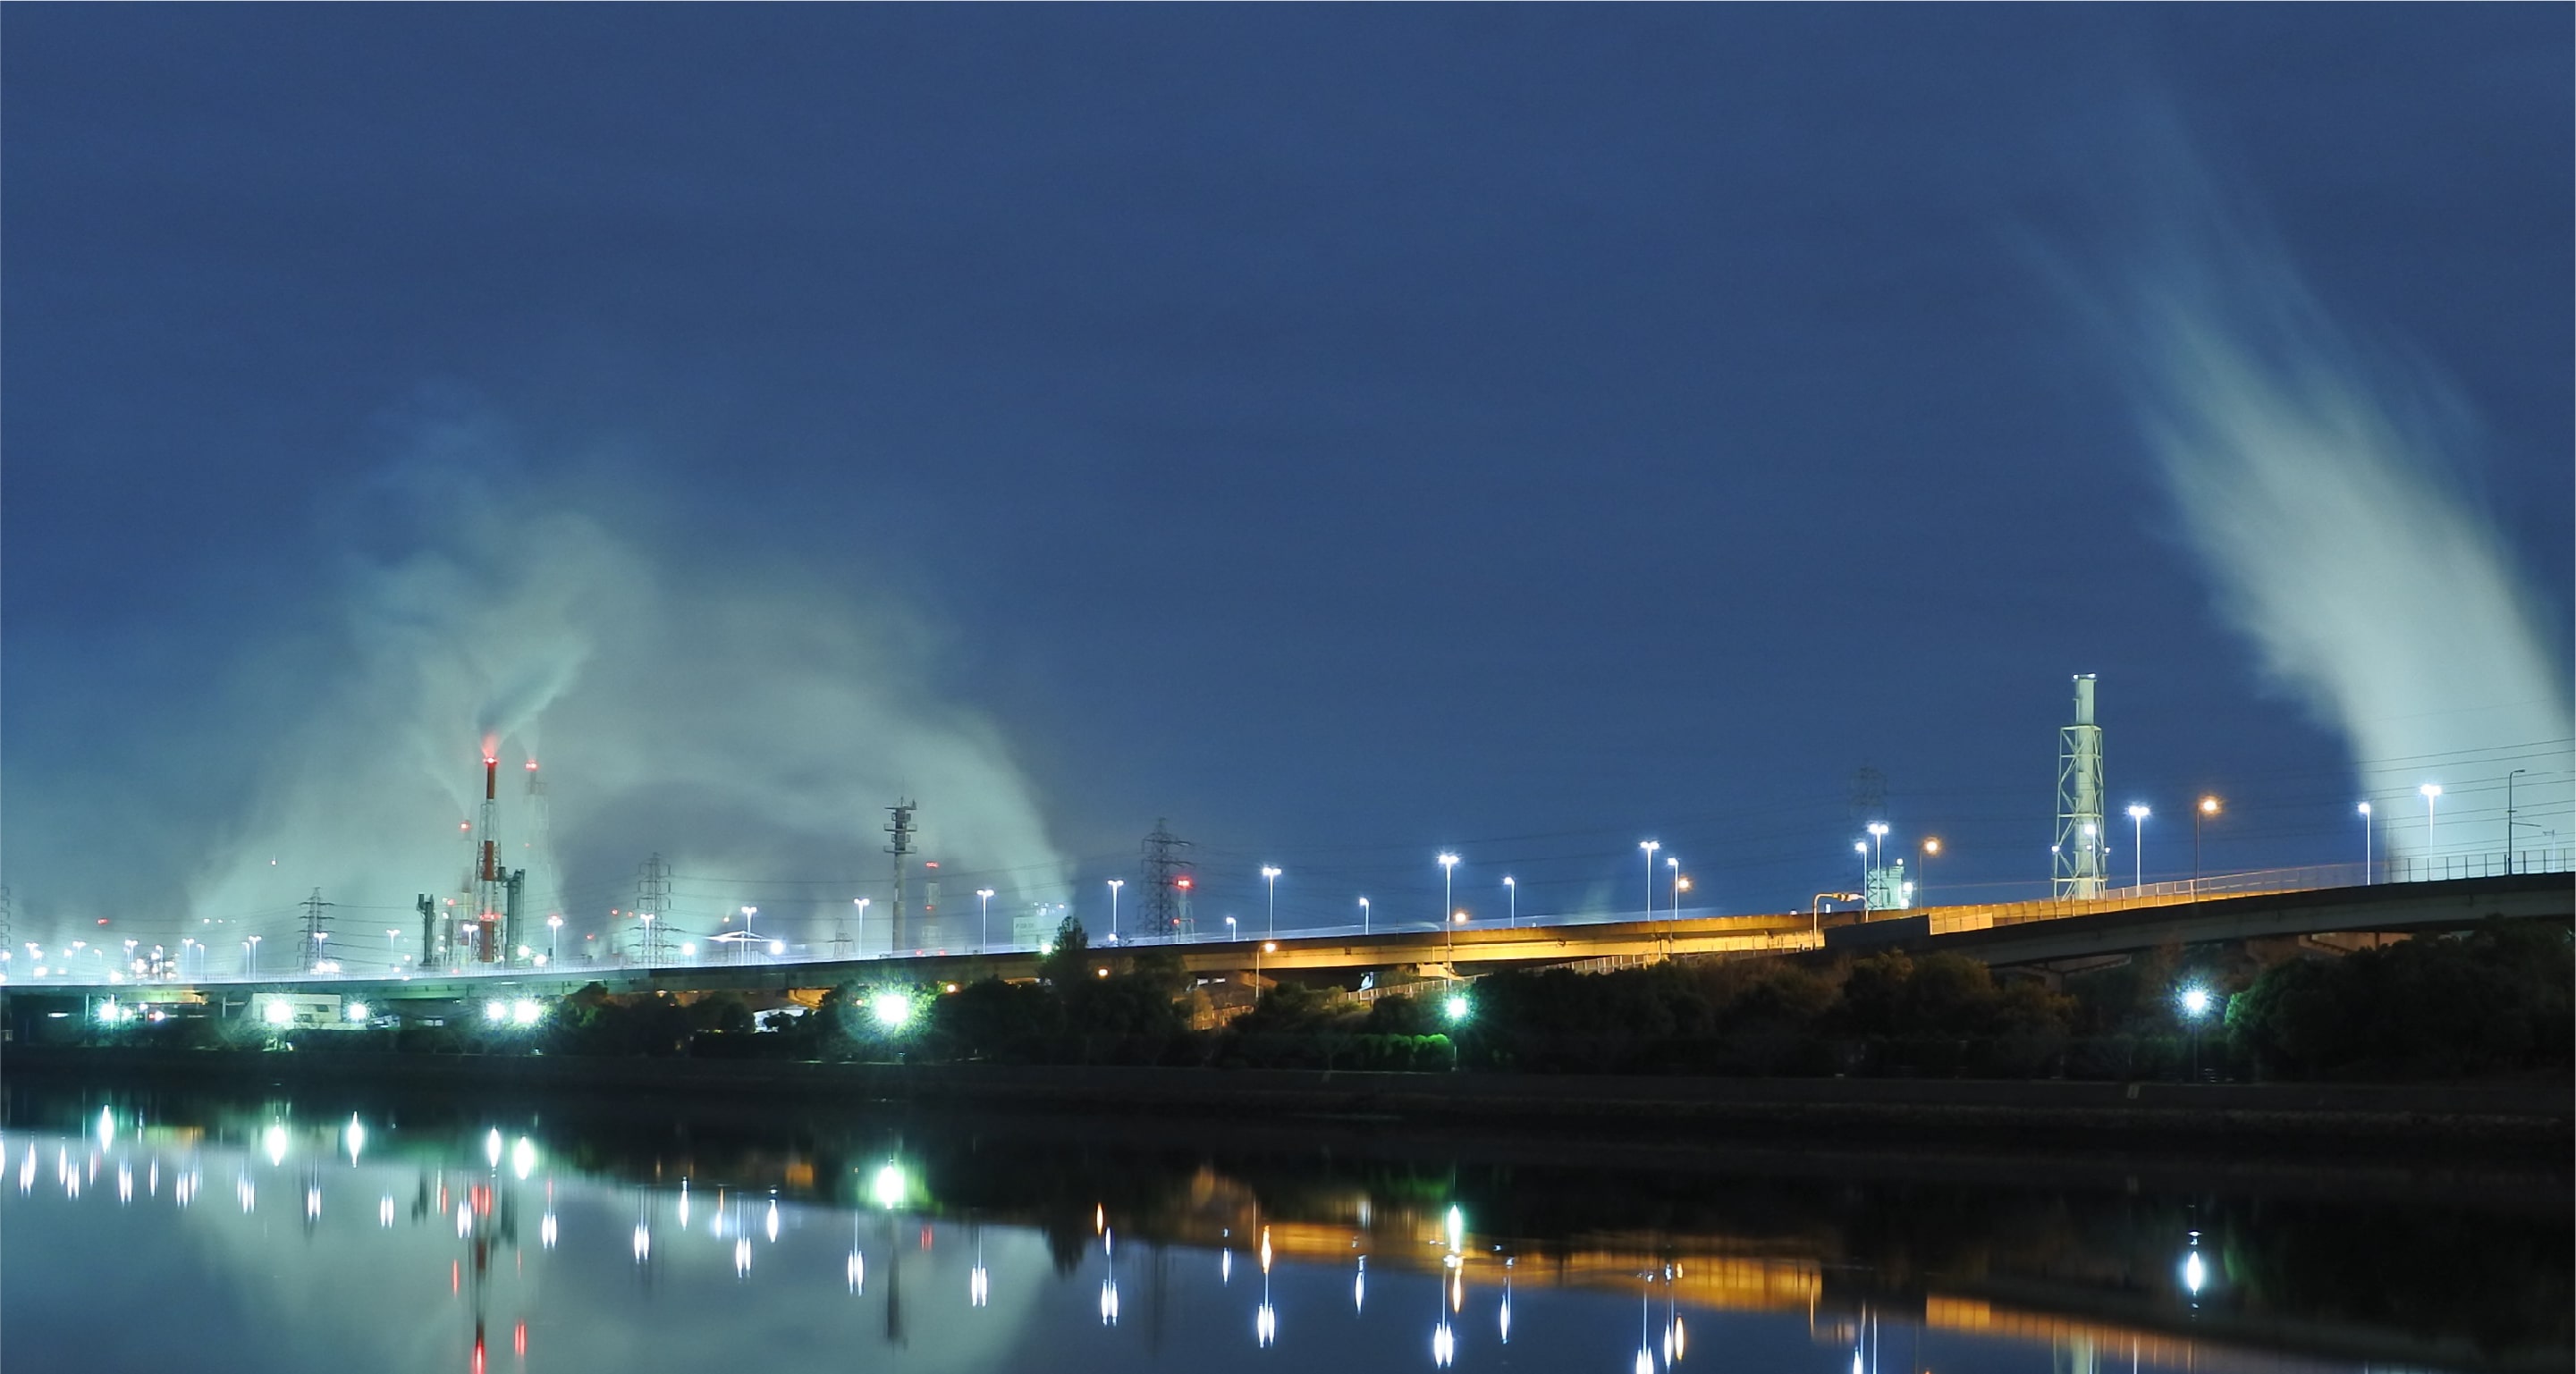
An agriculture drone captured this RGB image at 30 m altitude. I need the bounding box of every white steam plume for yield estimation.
[2107,156,2572,864]
[171,441,1069,961]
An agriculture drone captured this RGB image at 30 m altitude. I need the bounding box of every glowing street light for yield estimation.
[1665,855,1681,955]
[2125,805,2150,890]
[1866,821,1888,871]
[2178,984,2214,1080]
[546,914,562,964]
[2420,783,2443,865]
[1501,876,1516,928]
[1261,865,1281,937]
[1357,897,1370,935]
[1920,836,1942,904]
[1106,879,1124,941]
[2192,796,2221,898]
[2357,802,2373,882]
[1437,853,1461,952]
[870,991,915,1031]
[243,935,262,978]
[1443,993,1470,1024]
[976,889,995,949]
[1224,915,1237,942]
[852,898,871,955]
[1637,840,1659,924]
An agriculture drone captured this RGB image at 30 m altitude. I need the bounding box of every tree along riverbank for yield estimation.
[12,1044,2567,1159]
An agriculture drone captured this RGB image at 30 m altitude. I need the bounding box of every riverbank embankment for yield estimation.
[11,1045,2568,1159]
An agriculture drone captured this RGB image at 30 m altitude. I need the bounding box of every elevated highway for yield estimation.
[9,872,2564,1011]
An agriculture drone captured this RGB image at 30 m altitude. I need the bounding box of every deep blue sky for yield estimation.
[4,7,2569,943]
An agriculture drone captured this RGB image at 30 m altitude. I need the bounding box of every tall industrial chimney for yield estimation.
[2055,675,2107,898]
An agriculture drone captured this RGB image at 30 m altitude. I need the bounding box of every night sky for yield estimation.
[4,8,2569,953]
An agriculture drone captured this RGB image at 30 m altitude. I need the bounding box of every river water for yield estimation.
[3,1079,2564,1374]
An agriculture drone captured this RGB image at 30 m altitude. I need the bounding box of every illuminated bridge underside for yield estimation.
[26,876,2566,1005]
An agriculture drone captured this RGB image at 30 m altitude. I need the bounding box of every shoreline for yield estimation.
[11,1045,2568,1159]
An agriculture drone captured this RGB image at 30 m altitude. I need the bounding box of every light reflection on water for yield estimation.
[0,1100,2560,1374]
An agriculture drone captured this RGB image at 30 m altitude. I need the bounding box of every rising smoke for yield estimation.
[2103,145,2572,861]
[17,415,1069,961]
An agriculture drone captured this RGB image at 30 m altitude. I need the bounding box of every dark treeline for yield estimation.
[63,919,2572,1083]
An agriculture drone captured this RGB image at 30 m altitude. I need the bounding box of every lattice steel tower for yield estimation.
[1140,819,1194,939]
[2055,674,2108,898]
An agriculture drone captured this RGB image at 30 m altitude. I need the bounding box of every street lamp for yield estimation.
[1358,898,1370,935]
[2192,796,2221,898]
[1673,874,1692,948]
[2125,805,2150,890]
[1637,840,1660,926]
[740,906,758,963]
[243,935,261,978]
[1438,853,1461,937]
[1225,915,1237,942]
[2419,783,2442,872]
[1866,822,1888,872]
[1261,865,1281,937]
[2357,802,2373,882]
[976,889,995,949]
[1107,879,1124,940]
[546,914,562,964]
[853,898,871,955]
[2177,984,2214,1080]
[1854,841,1871,916]
[1919,837,1941,905]
[1501,876,1516,928]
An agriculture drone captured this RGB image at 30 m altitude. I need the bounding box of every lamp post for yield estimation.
[1920,837,1941,905]
[1867,822,1888,872]
[1438,853,1461,935]
[546,914,562,964]
[638,913,655,965]
[1225,915,1237,943]
[976,889,995,949]
[2192,796,2220,898]
[1673,874,1691,955]
[740,906,758,964]
[1261,865,1280,937]
[852,898,872,955]
[2419,784,2442,876]
[2357,803,2372,883]
[1106,880,1124,941]
[1502,876,1516,929]
[1810,893,1860,940]
[1358,898,1370,935]
[387,928,403,972]
[2125,805,2149,890]
[1665,856,1680,956]
[2178,985,2213,1081]
[1637,840,1659,925]
[244,935,261,978]
[1854,841,1871,916]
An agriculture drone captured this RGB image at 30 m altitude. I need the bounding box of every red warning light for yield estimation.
[1175,878,1193,889]
[525,759,538,771]
[925,861,939,869]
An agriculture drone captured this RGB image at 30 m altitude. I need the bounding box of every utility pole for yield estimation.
[886,800,919,952]
[299,888,336,973]
[1140,819,1194,940]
